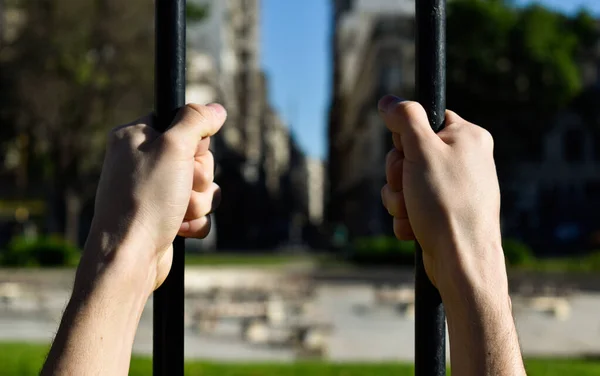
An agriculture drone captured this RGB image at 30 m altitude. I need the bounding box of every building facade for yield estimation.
[187,0,312,250]
[328,0,415,239]
[329,2,600,253]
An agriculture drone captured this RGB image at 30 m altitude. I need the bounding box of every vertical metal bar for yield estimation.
[154,1,186,375]
[415,0,446,375]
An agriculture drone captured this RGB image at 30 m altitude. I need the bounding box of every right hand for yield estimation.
[88,103,225,293]
[379,96,506,294]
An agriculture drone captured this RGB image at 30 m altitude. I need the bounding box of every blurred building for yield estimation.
[327,0,415,239]
[504,112,600,252]
[306,158,325,226]
[503,30,600,254]
[188,0,261,166]
[187,0,313,250]
[328,1,600,254]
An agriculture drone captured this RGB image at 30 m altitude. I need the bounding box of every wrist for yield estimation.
[440,254,524,376]
[76,226,157,300]
[436,241,510,314]
[45,231,152,376]
[440,272,512,321]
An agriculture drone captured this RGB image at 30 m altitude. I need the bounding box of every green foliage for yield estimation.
[349,236,415,265]
[583,251,600,270]
[0,235,79,267]
[446,0,598,175]
[502,238,534,266]
[187,3,209,22]
[0,0,157,242]
[516,251,600,273]
[2,342,600,375]
[353,236,414,255]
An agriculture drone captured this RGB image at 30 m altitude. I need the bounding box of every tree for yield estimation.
[0,0,210,245]
[3,0,155,244]
[446,0,598,176]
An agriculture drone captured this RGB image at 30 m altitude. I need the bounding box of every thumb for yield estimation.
[161,103,226,152]
[377,96,438,157]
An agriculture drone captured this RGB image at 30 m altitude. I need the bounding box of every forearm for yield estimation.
[440,244,526,376]
[42,232,154,376]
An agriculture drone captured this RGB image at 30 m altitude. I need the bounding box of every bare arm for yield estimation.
[41,103,226,375]
[440,244,525,376]
[379,95,526,376]
[41,234,153,375]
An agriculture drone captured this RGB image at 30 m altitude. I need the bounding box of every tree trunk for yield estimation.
[65,188,82,246]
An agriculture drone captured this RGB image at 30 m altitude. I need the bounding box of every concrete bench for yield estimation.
[0,282,22,306]
[240,317,333,356]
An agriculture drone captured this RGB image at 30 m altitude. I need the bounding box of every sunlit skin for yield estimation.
[41,98,525,376]
[379,95,526,376]
[41,103,225,376]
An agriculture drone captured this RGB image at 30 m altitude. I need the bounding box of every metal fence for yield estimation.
[152,0,447,375]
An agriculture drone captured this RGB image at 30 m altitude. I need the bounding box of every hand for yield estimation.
[86,103,225,292]
[379,96,505,294]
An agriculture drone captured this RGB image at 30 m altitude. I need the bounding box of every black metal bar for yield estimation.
[154,1,186,375]
[415,0,446,375]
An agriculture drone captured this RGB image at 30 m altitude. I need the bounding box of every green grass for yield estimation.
[513,253,600,273]
[184,253,316,267]
[3,342,600,375]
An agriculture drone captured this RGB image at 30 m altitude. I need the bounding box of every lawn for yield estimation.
[183,249,600,273]
[2,342,600,376]
[184,253,317,266]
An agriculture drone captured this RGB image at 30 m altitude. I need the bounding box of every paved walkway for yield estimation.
[1,268,600,361]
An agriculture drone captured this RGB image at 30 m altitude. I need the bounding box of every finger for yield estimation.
[381,185,407,218]
[377,96,440,159]
[392,133,403,154]
[437,111,475,145]
[161,103,226,154]
[196,136,211,157]
[108,115,160,149]
[184,183,221,220]
[179,215,211,239]
[385,148,403,191]
[114,113,156,132]
[193,152,215,192]
[445,109,464,124]
[393,217,415,241]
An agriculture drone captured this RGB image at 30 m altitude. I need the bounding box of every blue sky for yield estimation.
[260,0,600,161]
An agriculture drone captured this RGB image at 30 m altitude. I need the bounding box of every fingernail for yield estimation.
[207,103,226,116]
[378,95,402,113]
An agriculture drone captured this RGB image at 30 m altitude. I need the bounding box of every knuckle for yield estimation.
[386,148,397,163]
[388,150,403,170]
[108,126,126,145]
[393,220,409,240]
[211,185,222,211]
[202,167,214,184]
[190,194,211,218]
[204,153,215,177]
[473,126,494,149]
[161,132,188,154]
[197,216,212,238]
[381,185,388,204]
[108,124,146,148]
[184,103,214,124]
